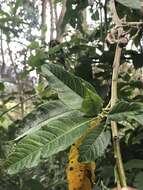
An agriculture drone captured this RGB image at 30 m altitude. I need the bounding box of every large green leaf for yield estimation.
[125,159,143,170]
[24,179,44,190]
[134,172,143,189]
[42,64,96,96]
[108,101,143,125]
[81,89,103,116]
[41,64,82,110]
[28,49,46,67]
[41,64,103,115]
[13,100,70,140]
[78,124,111,162]
[5,110,91,174]
[116,0,141,9]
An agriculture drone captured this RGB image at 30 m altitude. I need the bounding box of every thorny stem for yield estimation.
[109,0,127,188]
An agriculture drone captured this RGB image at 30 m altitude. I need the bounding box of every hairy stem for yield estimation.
[109,0,127,187]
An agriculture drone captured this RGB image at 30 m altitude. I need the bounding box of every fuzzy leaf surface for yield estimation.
[42,64,82,109]
[81,89,103,116]
[14,100,70,140]
[42,64,103,115]
[108,101,143,125]
[79,124,111,162]
[5,110,91,174]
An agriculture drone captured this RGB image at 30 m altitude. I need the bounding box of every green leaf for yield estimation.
[125,159,143,170]
[5,110,91,174]
[108,101,143,126]
[14,100,70,141]
[12,0,22,15]
[78,124,111,162]
[28,49,46,67]
[116,0,141,9]
[42,64,96,96]
[81,89,103,116]
[42,64,103,115]
[41,65,82,110]
[132,133,143,144]
[134,172,143,189]
[36,83,45,94]
[28,41,40,49]
[24,179,44,190]
[91,11,99,21]
[0,82,5,91]
[134,114,143,125]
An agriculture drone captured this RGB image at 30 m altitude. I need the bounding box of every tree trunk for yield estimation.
[0,29,6,78]
[56,0,67,42]
[81,9,88,33]
[48,0,54,41]
[41,0,48,45]
[54,2,58,33]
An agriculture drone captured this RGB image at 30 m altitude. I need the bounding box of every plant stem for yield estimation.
[0,94,37,118]
[109,0,127,187]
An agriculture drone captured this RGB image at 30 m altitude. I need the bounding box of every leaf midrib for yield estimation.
[15,108,71,141]
[7,111,91,172]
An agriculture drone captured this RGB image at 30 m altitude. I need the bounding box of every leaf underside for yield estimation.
[5,110,91,174]
[79,124,111,162]
[14,100,70,140]
[42,64,103,115]
[42,64,83,109]
[108,101,143,125]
